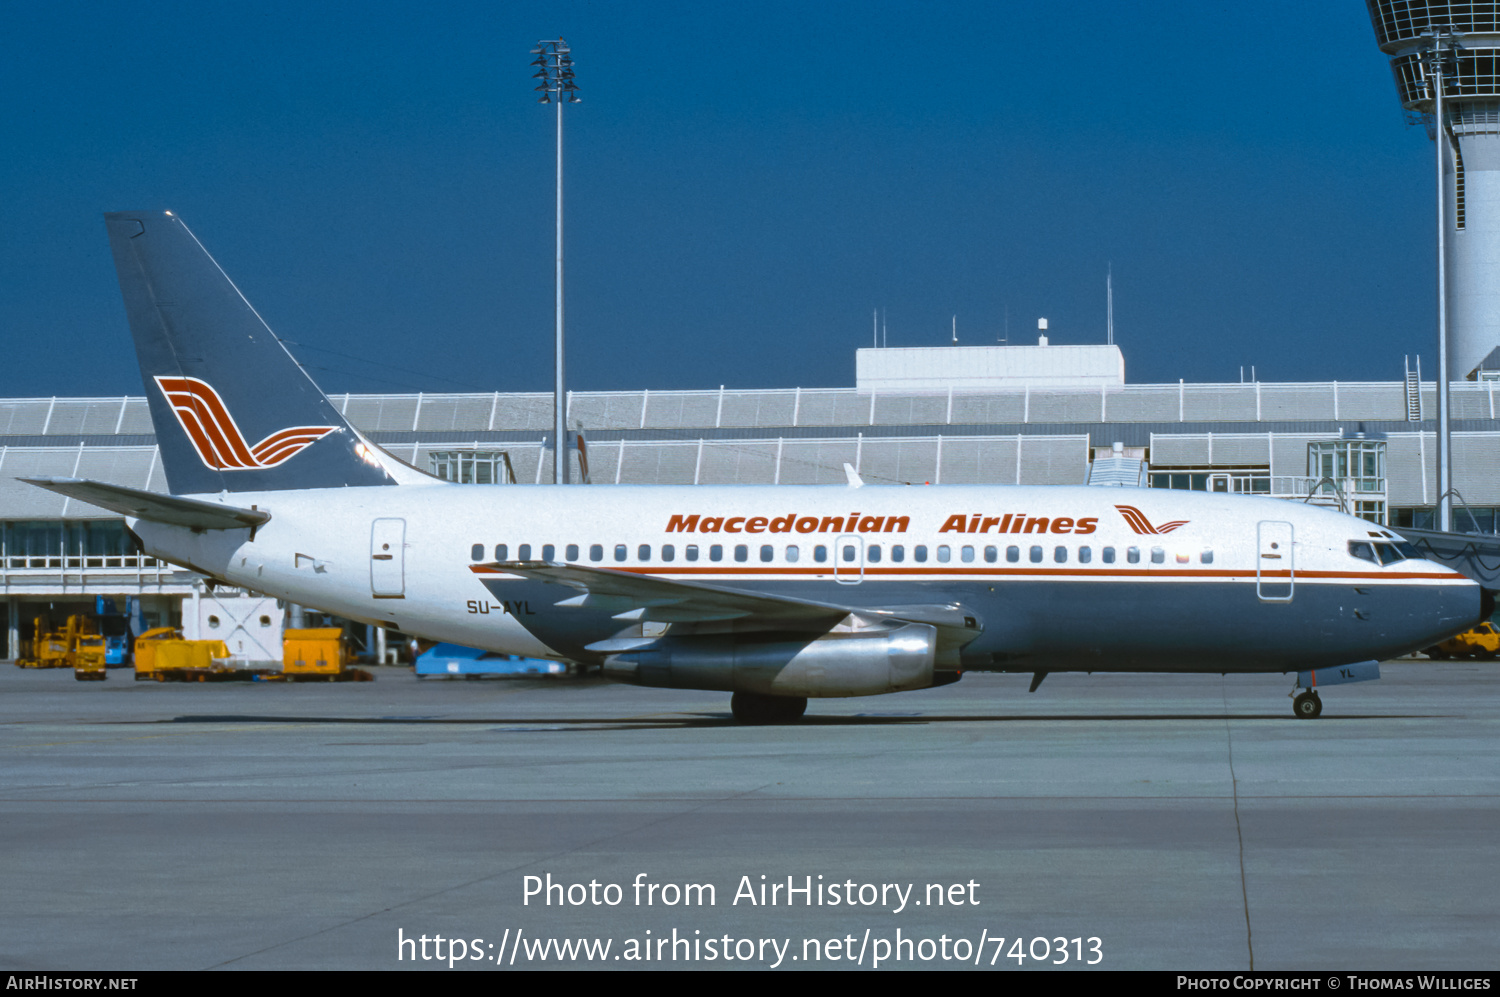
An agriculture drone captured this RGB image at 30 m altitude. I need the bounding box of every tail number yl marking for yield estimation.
[466,600,536,616]
[156,375,337,470]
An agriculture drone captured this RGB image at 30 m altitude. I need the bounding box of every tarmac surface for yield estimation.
[1,660,1497,971]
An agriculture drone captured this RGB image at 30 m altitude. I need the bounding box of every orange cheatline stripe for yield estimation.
[466,564,1463,583]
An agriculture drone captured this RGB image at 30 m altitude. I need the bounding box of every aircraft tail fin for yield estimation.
[104,211,401,495]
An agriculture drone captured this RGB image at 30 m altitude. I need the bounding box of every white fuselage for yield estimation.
[129,482,1480,675]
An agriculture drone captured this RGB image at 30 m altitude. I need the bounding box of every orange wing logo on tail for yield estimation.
[1115,504,1189,535]
[155,376,337,470]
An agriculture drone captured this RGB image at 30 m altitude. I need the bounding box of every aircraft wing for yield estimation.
[20,477,271,531]
[472,561,982,647]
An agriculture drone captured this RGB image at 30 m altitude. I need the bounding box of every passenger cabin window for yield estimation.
[842,543,858,563]
[1127,547,1140,564]
[961,546,975,563]
[1006,546,1020,563]
[984,546,998,563]
[470,544,484,561]
[566,544,580,561]
[814,545,828,563]
[734,544,748,562]
[891,545,905,563]
[495,544,508,561]
[936,545,951,563]
[1054,546,1067,563]
[614,544,627,562]
[1201,550,1213,564]
[662,544,675,562]
[760,544,773,562]
[1102,546,1115,563]
[639,544,651,561]
[1029,546,1043,563]
[589,544,604,562]
[786,545,800,562]
[1151,547,1165,564]
[1079,546,1092,564]
[518,544,532,560]
[542,544,555,560]
[686,544,699,562]
[710,545,724,562]
[914,546,928,563]
[868,545,881,563]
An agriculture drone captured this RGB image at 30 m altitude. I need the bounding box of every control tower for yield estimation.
[1367,2,1500,378]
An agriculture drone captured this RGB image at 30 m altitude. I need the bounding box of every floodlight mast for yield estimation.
[532,39,579,484]
[1430,32,1454,532]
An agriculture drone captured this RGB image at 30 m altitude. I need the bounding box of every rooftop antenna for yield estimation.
[882,308,887,348]
[872,307,877,348]
[952,315,957,344]
[1106,263,1114,346]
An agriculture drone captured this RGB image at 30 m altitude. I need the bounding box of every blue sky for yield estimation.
[0,2,1438,397]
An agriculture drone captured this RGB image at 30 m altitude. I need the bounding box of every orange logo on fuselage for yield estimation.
[1115,504,1188,535]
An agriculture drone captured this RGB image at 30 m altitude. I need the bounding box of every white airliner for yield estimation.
[25,212,1487,722]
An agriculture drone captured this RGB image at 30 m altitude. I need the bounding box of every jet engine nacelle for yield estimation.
[603,622,937,698]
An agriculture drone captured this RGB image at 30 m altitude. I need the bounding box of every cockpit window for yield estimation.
[1350,540,1424,565]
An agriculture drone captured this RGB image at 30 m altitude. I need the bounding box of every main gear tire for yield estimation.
[730,692,809,725]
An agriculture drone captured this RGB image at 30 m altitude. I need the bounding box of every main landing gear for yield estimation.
[730,692,808,725]
[1291,690,1323,719]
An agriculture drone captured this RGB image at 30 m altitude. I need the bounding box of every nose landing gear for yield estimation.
[1291,690,1323,718]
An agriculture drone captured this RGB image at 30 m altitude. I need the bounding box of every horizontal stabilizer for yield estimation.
[20,477,270,531]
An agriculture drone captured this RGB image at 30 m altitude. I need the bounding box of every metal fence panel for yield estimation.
[949,393,1027,425]
[1018,435,1089,485]
[1027,390,1103,424]
[1453,433,1500,505]
[696,441,780,485]
[1260,385,1335,421]
[1208,434,1272,465]
[1337,383,1405,422]
[1385,434,1430,507]
[643,391,720,429]
[858,437,939,485]
[1150,435,1211,466]
[778,439,859,484]
[0,400,53,436]
[872,394,948,426]
[414,395,496,432]
[1103,386,1179,422]
[718,390,798,429]
[619,441,699,484]
[569,392,647,431]
[1183,385,1257,421]
[0,449,79,516]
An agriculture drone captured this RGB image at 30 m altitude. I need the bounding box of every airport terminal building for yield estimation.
[1,341,1497,658]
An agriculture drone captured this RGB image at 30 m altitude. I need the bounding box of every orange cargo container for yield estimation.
[283,628,348,677]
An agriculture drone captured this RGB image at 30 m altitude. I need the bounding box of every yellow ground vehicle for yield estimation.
[73,633,107,681]
[133,627,234,681]
[17,616,108,679]
[1426,622,1500,659]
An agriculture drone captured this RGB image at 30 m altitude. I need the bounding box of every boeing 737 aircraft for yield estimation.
[25,212,1488,722]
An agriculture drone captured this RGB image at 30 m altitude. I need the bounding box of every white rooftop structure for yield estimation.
[856,344,1126,390]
